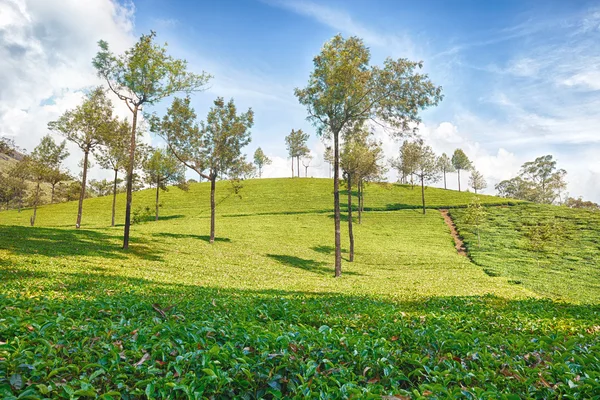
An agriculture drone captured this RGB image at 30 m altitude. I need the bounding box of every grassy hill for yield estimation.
[0,178,598,398]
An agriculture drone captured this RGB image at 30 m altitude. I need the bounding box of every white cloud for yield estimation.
[0,0,135,178]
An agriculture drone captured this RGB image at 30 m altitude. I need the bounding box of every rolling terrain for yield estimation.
[0,178,598,398]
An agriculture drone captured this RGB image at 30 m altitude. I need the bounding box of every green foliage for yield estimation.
[0,179,598,397]
[436,153,454,174]
[253,147,271,178]
[0,180,598,397]
[390,140,421,185]
[496,155,567,204]
[340,128,385,185]
[452,203,599,303]
[153,97,253,181]
[523,219,563,254]
[295,35,443,137]
[468,169,487,194]
[144,148,186,191]
[131,205,154,224]
[285,129,310,163]
[463,197,487,247]
[451,149,472,172]
[48,88,115,154]
[93,31,211,109]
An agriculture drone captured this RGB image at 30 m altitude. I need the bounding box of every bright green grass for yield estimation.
[0,178,519,228]
[451,203,600,304]
[0,179,598,399]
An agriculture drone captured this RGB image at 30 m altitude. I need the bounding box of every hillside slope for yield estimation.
[0,177,518,228]
[452,203,600,303]
[1,178,598,398]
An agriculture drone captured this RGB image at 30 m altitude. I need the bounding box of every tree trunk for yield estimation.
[76,150,89,229]
[347,173,354,262]
[457,169,461,192]
[443,170,447,190]
[297,156,300,178]
[155,179,160,221]
[305,166,308,177]
[51,183,56,204]
[210,175,216,244]
[30,179,41,227]
[259,166,262,178]
[123,105,139,249]
[333,131,342,277]
[421,174,426,215]
[111,169,118,227]
[291,158,294,178]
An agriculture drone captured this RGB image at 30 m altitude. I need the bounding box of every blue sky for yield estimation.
[2,0,600,200]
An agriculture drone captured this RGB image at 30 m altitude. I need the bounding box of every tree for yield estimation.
[464,197,487,247]
[285,129,310,178]
[564,196,600,211]
[413,142,440,214]
[341,126,385,260]
[436,153,454,190]
[391,140,420,187]
[253,147,271,178]
[295,34,442,276]
[154,97,253,243]
[96,119,148,226]
[93,31,211,249]
[451,149,472,192]
[520,155,566,204]
[495,155,567,204]
[96,119,130,226]
[0,170,27,211]
[26,135,69,226]
[48,88,115,228]
[3,162,29,211]
[88,179,114,197]
[301,153,313,177]
[523,219,563,266]
[144,148,187,221]
[469,169,487,194]
[46,169,73,204]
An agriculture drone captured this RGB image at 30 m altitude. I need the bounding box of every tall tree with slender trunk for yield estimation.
[469,169,487,194]
[285,129,310,178]
[413,142,440,215]
[48,88,114,228]
[341,126,385,260]
[96,119,142,226]
[295,34,442,276]
[451,149,472,192]
[26,135,69,226]
[143,148,187,221]
[153,97,253,243]
[253,147,271,178]
[391,140,420,187]
[436,153,454,190]
[301,153,313,177]
[93,31,211,249]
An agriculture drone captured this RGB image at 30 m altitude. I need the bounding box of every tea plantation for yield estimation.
[0,178,598,399]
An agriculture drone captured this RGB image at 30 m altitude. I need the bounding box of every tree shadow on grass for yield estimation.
[267,254,363,276]
[153,232,232,243]
[1,268,598,399]
[114,214,186,227]
[0,225,163,261]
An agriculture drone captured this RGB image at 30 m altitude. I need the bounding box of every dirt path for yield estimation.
[440,209,466,256]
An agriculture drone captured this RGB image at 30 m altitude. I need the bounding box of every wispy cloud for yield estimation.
[263,0,417,59]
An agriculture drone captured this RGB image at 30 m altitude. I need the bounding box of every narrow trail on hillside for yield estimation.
[440,209,467,256]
